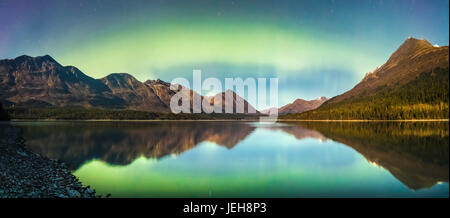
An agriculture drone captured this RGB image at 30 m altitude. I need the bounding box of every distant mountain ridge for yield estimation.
[278,97,327,114]
[260,97,327,115]
[0,55,258,114]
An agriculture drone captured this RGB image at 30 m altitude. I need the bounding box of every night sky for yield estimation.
[0,0,448,106]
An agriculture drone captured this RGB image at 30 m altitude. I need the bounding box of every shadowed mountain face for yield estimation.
[327,38,449,104]
[0,103,9,120]
[0,55,258,114]
[18,122,256,170]
[296,121,449,190]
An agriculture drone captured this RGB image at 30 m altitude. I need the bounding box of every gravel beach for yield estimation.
[0,123,99,198]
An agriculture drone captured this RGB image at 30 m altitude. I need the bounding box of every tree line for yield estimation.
[6,107,255,120]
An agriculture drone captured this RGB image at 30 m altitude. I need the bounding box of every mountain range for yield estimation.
[1,37,448,119]
[0,55,258,114]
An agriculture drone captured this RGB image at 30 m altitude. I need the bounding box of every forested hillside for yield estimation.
[282,67,449,120]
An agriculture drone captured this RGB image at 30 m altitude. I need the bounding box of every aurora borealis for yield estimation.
[0,0,449,106]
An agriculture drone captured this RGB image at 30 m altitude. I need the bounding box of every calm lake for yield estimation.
[10,121,449,197]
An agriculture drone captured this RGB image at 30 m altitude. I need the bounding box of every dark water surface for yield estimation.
[9,121,449,197]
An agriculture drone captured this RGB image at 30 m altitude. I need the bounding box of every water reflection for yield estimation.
[14,121,256,169]
[295,122,449,190]
[11,121,449,194]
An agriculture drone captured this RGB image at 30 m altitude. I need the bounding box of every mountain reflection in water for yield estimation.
[16,122,256,169]
[13,121,449,192]
[297,121,449,190]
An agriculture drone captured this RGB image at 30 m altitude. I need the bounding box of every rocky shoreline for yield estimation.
[0,123,99,198]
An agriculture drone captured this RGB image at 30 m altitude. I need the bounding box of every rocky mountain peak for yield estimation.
[327,37,449,104]
[145,78,171,87]
[386,37,434,65]
[6,54,62,72]
[101,73,142,90]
